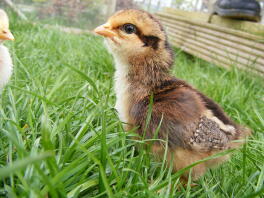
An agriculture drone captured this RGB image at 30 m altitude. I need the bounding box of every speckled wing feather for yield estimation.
[189,116,231,151]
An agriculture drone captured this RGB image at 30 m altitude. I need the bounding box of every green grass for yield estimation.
[0,14,264,198]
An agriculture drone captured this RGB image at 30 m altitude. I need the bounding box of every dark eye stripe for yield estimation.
[141,35,160,50]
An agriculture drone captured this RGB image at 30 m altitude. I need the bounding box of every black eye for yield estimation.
[122,24,137,34]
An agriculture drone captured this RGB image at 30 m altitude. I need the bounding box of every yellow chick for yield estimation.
[0,9,14,89]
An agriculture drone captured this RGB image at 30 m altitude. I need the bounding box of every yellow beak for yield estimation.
[0,29,14,41]
[93,23,117,38]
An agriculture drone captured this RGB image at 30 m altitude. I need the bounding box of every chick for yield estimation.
[0,9,14,89]
[94,9,251,180]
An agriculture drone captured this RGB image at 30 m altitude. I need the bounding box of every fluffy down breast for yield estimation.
[114,69,131,124]
[0,45,13,88]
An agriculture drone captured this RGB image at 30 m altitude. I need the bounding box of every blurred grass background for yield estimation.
[1,0,238,29]
[0,8,264,198]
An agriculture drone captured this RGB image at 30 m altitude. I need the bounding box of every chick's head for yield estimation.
[94,9,173,64]
[0,9,14,41]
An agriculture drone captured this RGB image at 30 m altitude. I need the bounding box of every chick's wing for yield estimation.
[130,82,237,152]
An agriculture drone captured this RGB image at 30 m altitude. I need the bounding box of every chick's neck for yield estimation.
[126,51,173,91]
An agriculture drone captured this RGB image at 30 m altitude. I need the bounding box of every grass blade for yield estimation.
[0,152,53,179]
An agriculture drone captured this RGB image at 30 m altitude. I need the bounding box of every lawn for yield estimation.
[0,13,264,198]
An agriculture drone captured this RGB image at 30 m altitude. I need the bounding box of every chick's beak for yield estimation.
[93,23,117,38]
[0,29,14,41]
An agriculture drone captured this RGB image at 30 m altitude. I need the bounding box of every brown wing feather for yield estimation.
[130,86,204,149]
[129,78,248,152]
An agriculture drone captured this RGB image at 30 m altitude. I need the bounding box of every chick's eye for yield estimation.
[122,24,136,34]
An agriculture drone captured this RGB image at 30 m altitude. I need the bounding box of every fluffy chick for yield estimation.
[0,9,14,89]
[94,9,251,180]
